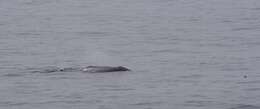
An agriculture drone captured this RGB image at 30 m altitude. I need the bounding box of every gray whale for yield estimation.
[30,66,130,73]
[82,66,130,73]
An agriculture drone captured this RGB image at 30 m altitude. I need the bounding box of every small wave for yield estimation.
[15,32,41,36]
[130,101,163,106]
[184,100,213,107]
[251,8,260,10]
[178,74,204,79]
[2,73,24,77]
[0,101,29,107]
[26,66,61,73]
[98,88,135,91]
[229,104,260,109]
[244,88,260,91]
[237,80,260,84]
[232,27,258,31]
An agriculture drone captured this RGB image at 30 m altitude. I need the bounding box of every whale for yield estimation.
[30,66,130,73]
[82,66,130,73]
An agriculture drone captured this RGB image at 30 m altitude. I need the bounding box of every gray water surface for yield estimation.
[1,0,260,109]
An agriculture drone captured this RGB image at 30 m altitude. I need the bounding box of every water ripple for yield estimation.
[2,73,24,77]
[244,88,260,91]
[184,100,213,107]
[130,101,163,106]
[229,104,260,109]
[237,80,260,84]
[232,27,259,31]
[98,88,135,91]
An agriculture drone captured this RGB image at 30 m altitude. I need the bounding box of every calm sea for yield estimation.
[1,0,260,109]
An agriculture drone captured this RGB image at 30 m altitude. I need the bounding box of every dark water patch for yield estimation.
[244,88,260,91]
[15,32,41,36]
[188,18,200,22]
[231,27,258,31]
[239,17,259,21]
[48,75,78,80]
[221,67,250,72]
[1,100,83,107]
[173,79,200,84]
[178,74,204,79]
[0,99,100,107]
[153,49,205,55]
[83,31,107,35]
[190,94,209,98]
[98,88,135,91]
[0,101,29,107]
[26,66,61,73]
[75,31,110,38]
[38,100,83,105]
[2,73,24,77]
[229,104,260,109]
[151,49,178,53]
[32,99,104,106]
[251,7,260,10]
[95,84,135,92]
[242,42,260,47]
[184,100,213,107]
[222,19,234,23]
[204,42,239,48]
[58,93,85,100]
[22,0,55,6]
[237,80,260,84]
[29,69,59,73]
[130,101,163,106]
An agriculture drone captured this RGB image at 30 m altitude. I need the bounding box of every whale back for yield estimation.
[83,66,130,73]
[28,66,130,73]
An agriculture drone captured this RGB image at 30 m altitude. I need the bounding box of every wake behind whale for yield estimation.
[29,66,130,73]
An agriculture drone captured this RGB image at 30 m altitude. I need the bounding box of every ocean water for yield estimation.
[0,0,260,109]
